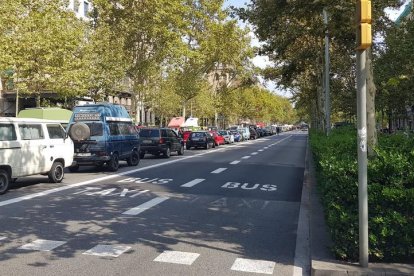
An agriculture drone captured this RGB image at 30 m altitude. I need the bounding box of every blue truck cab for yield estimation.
[67,103,140,171]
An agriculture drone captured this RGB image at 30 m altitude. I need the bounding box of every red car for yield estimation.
[182,131,192,145]
[209,130,225,146]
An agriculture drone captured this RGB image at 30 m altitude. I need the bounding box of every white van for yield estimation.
[0,117,74,194]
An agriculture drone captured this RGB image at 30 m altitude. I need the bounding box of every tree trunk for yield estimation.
[182,101,186,118]
[366,48,377,156]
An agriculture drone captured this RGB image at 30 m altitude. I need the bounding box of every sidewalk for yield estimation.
[307,145,414,276]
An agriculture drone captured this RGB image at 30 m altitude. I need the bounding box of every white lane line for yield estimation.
[122,197,169,216]
[230,160,240,165]
[251,152,258,155]
[19,239,66,251]
[241,156,251,159]
[154,250,200,265]
[231,258,275,274]
[83,244,131,257]
[0,237,7,241]
[211,168,227,174]
[180,179,205,188]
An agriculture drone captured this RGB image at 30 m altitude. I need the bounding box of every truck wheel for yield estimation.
[164,147,171,158]
[0,170,10,195]
[178,145,184,155]
[107,153,119,172]
[127,151,140,166]
[48,162,64,183]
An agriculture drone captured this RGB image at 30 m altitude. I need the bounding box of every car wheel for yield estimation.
[48,161,64,183]
[139,151,145,159]
[69,164,79,172]
[164,147,171,158]
[127,150,140,166]
[0,169,10,195]
[107,153,119,172]
[178,145,184,155]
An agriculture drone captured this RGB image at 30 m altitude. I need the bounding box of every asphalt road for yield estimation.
[0,131,309,276]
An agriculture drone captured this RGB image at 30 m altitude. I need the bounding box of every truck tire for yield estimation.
[48,162,64,183]
[0,169,10,195]
[107,153,119,171]
[127,151,140,166]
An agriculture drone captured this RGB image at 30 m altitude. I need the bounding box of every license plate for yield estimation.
[76,153,91,157]
[142,140,152,144]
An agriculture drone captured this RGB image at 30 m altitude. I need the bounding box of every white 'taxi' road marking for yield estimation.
[230,160,240,165]
[242,156,251,159]
[231,258,275,275]
[211,168,227,174]
[129,190,150,198]
[154,250,200,265]
[181,179,205,188]
[122,197,169,216]
[251,152,258,155]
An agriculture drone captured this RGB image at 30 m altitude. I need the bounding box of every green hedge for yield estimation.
[310,127,414,262]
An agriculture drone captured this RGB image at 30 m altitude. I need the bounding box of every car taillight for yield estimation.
[159,138,165,144]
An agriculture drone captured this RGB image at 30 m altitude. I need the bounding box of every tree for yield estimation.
[0,0,89,107]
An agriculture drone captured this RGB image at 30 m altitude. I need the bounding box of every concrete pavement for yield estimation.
[307,143,414,276]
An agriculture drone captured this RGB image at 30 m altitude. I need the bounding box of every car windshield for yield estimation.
[139,129,160,138]
[218,131,227,135]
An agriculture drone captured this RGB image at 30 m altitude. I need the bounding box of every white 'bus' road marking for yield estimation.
[154,250,200,265]
[231,258,275,275]
[180,179,205,188]
[230,160,240,165]
[122,197,169,216]
[242,156,251,159]
[211,168,227,174]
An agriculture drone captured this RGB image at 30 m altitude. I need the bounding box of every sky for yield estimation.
[223,0,410,98]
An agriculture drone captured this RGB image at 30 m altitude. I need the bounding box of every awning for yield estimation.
[183,117,199,127]
[167,117,185,128]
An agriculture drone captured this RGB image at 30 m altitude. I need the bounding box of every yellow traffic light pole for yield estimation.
[356,0,372,268]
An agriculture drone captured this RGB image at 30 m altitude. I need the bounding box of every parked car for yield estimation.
[238,127,250,140]
[139,128,184,158]
[67,103,140,172]
[209,130,225,146]
[182,130,192,145]
[249,127,258,139]
[218,130,234,144]
[186,131,215,149]
[230,131,242,142]
[0,118,74,194]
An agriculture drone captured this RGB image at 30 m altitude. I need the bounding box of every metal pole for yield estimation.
[356,49,368,267]
[323,9,331,135]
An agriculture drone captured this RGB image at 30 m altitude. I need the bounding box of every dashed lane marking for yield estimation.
[230,160,240,165]
[180,179,205,188]
[0,237,6,241]
[242,156,251,159]
[251,152,258,155]
[231,258,275,275]
[154,250,200,265]
[19,239,66,252]
[122,197,169,216]
[258,149,264,152]
[83,244,131,257]
[211,168,227,174]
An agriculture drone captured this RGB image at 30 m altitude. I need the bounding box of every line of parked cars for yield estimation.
[0,103,278,195]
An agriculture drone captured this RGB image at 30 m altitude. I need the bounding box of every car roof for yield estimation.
[0,117,65,124]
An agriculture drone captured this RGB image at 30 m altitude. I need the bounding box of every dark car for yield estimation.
[186,131,215,149]
[139,128,184,158]
[249,127,258,139]
[68,103,140,172]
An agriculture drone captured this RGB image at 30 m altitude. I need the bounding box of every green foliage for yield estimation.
[310,128,414,262]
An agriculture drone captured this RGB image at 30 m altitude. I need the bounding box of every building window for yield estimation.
[83,1,89,17]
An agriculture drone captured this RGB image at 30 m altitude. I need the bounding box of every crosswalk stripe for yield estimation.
[154,250,200,265]
[18,239,66,251]
[231,258,275,275]
[83,244,131,257]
